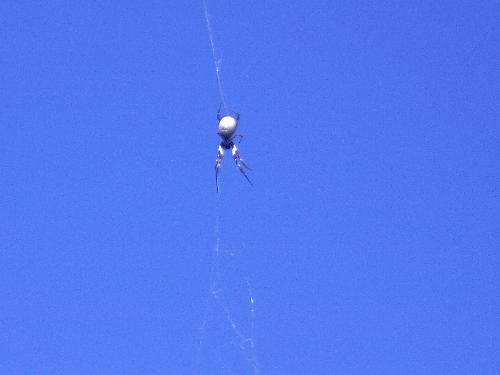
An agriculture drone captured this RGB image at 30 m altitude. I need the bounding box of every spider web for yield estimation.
[203,0,228,109]
[196,196,260,374]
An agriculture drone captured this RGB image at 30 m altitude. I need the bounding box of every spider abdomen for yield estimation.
[218,115,238,137]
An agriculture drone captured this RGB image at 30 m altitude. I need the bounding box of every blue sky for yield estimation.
[1,1,498,374]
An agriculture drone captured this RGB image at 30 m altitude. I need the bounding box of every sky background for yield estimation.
[1,1,498,374]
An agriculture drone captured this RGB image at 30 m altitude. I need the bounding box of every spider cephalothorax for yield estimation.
[214,106,252,192]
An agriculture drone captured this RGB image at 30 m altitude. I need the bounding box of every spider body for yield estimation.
[214,106,252,192]
[218,115,238,139]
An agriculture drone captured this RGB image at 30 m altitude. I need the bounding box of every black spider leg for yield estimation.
[215,144,224,192]
[232,134,244,144]
[231,143,253,186]
[217,102,223,121]
[217,102,240,121]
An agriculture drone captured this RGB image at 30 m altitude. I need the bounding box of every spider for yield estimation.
[214,105,253,192]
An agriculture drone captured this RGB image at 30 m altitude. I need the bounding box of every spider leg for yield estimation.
[215,144,224,192]
[217,103,240,122]
[233,134,244,144]
[231,143,253,186]
[217,103,223,121]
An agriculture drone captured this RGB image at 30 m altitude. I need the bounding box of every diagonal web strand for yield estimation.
[203,0,228,108]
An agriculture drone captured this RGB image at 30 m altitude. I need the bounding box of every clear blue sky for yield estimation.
[1,1,498,374]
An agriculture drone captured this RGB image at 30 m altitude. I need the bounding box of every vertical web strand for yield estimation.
[199,2,260,373]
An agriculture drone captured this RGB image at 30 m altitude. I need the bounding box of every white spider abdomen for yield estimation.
[218,116,237,136]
